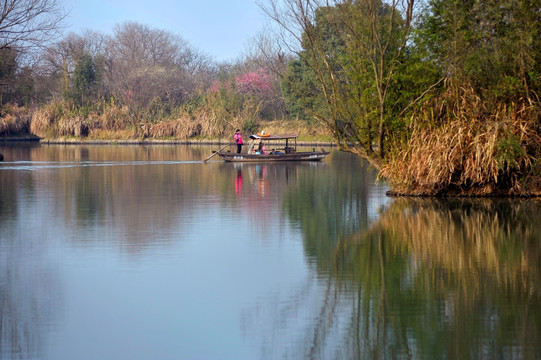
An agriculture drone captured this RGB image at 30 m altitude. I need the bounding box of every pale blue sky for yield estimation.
[61,0,266,61]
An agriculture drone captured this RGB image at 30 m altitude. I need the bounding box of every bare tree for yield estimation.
[103,22,211,127]
[40,30,108,98]
[0,0,65,51]
[247,31,290,77]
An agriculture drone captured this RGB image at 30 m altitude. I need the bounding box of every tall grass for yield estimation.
[0,104,32,136]
[19,92,329,142]
[381,85,541,196]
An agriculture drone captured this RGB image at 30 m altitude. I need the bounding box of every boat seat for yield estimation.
[285,147,295,154]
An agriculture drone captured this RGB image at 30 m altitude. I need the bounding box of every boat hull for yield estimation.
[217,151,329,162]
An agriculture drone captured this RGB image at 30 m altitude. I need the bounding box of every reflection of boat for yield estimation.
[218,134,329,162]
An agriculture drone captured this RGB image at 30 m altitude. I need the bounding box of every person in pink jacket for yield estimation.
[234,129,243,153]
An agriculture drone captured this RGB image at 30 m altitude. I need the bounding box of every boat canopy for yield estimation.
[249,134,298,140]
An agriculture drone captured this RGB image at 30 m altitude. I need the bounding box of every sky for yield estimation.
[61,0,267,62]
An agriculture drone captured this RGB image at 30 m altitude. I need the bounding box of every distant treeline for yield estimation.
[0,20,296,140]
[1,0,540,195]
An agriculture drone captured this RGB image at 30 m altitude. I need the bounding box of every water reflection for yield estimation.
[1,144,540,359]
[0,167,61,359]
[235,167,243,195]
[253,196,541,359]
[0,253,59,360]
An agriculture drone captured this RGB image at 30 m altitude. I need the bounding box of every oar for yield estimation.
[203,144,230,162]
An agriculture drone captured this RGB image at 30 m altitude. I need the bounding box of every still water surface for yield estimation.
[0,143,540,360]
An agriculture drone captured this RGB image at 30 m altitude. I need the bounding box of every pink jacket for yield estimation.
[234,133,243,144]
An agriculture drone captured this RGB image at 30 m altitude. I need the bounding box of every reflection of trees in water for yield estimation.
[369,198,541,359]
[0,237,60,359]
[1,146,237,253]
[0,171,18,227]
[241,154,388,359]
[283,152,382,271]
[379,198,541,297]
[0,144,42,228]
[0,145,218,357]
[249,196,541,359]
[0,144,214,247]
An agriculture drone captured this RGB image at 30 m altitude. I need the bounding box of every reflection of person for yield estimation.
[234,129,243,153]
[235,168,242,195]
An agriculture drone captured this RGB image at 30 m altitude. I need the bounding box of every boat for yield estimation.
[217,134,329,162]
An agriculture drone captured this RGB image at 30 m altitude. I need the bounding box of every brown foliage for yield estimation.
[381,86,541,196]
[91,104,131,131]
[0,105,32,136]
[30,101,63,137]
[31,102,133,138]
[141,115,198,139]
[11,95,330,142]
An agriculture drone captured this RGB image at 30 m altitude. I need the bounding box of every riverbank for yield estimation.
[1,136,40,142]
[386,188,541,198]
[37,137,336,146]
[2,117,335,146]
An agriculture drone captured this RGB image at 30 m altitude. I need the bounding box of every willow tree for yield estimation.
[261,0,415,167]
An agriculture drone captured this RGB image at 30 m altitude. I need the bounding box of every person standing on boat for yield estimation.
[234,129,243,153]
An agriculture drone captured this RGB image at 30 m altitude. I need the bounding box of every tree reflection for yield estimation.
[0,230,60,360]
[271,195,541,359]
[282,151,382,272]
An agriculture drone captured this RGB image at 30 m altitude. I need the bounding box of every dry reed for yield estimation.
[381,86,541,196]
[0,104,32,136]
[30,101,64,137]
[14,92,331,142]
[91,104,131,131]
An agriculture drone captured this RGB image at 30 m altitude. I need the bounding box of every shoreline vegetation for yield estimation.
[380,92,541,198]
[1,1,540,197]
[1,101,540,198]
[0,104,335,145]
[1,90,540,199]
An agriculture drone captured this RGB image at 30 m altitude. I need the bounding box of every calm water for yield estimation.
[0,143,540,360]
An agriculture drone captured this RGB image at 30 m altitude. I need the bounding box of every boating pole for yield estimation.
[203,144,230,162]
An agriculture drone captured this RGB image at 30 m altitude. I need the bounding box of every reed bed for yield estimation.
[255,119,331,140]
[381,87,541,196]
[31,101,70,137]
[142,115,200,139]
[5,81,334,143]
[90,103,132,131]
[0,104,32,136]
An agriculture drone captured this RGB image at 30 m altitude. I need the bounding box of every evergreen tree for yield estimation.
[72,53,98,105]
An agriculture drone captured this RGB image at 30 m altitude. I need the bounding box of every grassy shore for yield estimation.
[35,120,335,145]
[2,103,539,197]
[0,104,334,145]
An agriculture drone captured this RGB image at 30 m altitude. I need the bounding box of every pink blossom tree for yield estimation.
[235,68,274,97]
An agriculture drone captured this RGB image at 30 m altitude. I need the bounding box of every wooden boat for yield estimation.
[217,134,329,162]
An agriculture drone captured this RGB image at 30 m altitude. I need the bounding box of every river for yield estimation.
[0,143,540,360]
